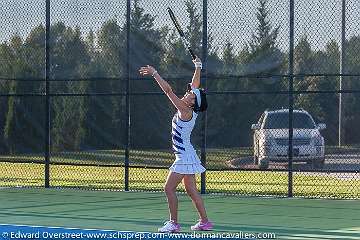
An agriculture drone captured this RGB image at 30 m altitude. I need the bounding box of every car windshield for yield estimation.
[263,112,316,129]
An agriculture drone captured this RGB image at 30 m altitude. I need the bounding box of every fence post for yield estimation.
[288,0,295,198]
[200,0,208,195]
[339,0,346,147]
[124,0,131,191]
[44,0,51,188]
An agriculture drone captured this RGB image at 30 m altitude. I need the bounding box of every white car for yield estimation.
[251,109,326,169]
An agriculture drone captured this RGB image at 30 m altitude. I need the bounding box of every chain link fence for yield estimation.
[0,0,359,199]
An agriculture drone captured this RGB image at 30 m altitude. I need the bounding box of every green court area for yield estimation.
[0,188,359,239]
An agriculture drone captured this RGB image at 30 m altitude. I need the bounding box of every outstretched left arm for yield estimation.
[139,65,190,114]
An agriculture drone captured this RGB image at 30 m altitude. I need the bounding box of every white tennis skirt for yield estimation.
[169,162,206,174]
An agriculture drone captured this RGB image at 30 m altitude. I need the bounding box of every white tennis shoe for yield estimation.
[158,220,181,233]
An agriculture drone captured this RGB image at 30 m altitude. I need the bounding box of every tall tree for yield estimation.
[218,0,286,147]
[343,36,360,144]
[294,35,313,88]
[129,0,165,76]
[246,0,285,108]
[0,43,14,153]
[50,23,90,152]
[97,20,124,77]
[3,34,44,153]
[87,20,125,149]
[222,40,238,76]
[245,0,283,78]
[127,0,169,149]
[294,37,340,145]
[207,40,242,148]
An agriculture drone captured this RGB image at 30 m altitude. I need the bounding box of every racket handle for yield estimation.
[188,48,196,60]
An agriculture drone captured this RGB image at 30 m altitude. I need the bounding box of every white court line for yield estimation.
[0,223,151,234]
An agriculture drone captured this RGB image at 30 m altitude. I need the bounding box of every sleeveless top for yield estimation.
[171,111,200,164]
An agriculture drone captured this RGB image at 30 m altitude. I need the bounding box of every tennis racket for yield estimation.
[167,7,196,60]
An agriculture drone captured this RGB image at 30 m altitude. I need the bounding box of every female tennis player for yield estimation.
[139,57,213,233]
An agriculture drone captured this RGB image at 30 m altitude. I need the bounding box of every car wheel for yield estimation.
[259,159,269,170]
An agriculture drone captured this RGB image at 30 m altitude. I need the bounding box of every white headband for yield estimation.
[191,88,201,108]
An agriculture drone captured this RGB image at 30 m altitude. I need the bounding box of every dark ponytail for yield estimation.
[194,88,207,112]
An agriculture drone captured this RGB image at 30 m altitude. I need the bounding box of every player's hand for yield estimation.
[139,65,157,76]
[192,57,202,69]
[192,57,201,65]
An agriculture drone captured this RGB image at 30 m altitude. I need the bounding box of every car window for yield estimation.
[263,112,316,129]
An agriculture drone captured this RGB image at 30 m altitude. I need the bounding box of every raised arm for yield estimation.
[139,65,190,114]
[189,57,202,89]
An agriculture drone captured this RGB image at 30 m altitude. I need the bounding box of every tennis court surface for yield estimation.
[0,188,359,239]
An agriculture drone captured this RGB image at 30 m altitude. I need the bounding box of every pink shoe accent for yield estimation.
[191,220,213,231]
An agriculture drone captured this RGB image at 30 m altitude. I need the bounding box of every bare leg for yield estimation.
[183,175,208,222]
[164,171,184,223]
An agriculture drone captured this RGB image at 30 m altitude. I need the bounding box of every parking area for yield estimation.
[228,153,360,172]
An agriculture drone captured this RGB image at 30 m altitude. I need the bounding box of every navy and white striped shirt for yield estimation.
[171,111,200,164]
